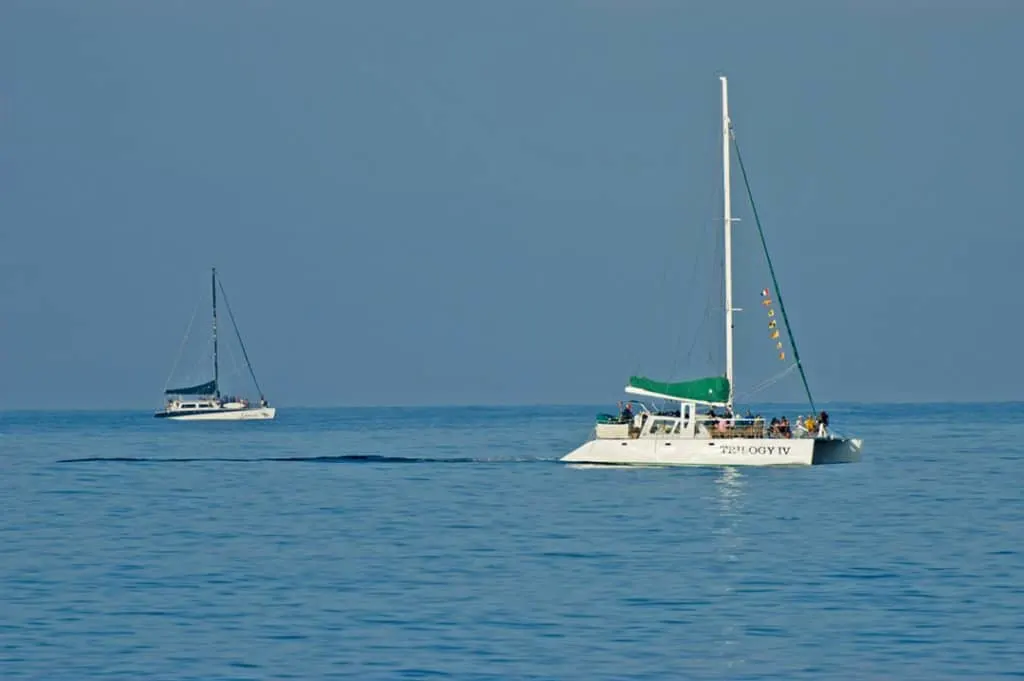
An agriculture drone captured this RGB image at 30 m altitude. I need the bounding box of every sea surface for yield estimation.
[1,403,1021,680]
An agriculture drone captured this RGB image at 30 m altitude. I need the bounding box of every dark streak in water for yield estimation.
[57,454,492,464]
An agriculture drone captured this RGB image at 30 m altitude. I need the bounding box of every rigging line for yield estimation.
[163,293,202,392]
[634,188,697,380]
[669,212,716,373]
[680,285,713,378]
[217,278,265,399]
[663,230,700,378]
[729,129,816,414]
[734,362,799,402]
[672,177,719,359]
[673,216,719,378]
[671,123,726,379]
[714,208,725,371]
[688,208,726,376]
[221,332,244,388]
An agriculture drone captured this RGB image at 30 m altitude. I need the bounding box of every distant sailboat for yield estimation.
[155,268,275,421]
[561,76,862,466]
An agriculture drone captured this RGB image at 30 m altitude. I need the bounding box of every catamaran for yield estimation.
[561,76,862,466]
[155,268,276,421]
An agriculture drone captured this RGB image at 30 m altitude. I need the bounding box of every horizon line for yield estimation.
[1,398,1022,413]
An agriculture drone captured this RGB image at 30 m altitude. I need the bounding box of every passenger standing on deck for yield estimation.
[780,416,792,438]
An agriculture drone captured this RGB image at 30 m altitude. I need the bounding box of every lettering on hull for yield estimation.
[717,444,793,456]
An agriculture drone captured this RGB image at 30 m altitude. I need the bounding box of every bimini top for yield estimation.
[625,375,730,405]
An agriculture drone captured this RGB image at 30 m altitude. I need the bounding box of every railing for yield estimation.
[700,417,766,439]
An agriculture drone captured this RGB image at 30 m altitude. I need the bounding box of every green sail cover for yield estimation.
[628,375,730,403]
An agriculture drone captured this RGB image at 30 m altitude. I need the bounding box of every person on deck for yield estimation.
[818,411,829,436]
[804,415,816,435]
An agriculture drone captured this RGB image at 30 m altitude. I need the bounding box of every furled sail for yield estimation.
[627,375,730,403]
[164,379,217,396]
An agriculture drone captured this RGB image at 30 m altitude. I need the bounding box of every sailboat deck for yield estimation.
[709,422,767,438]
[594,412,819,441]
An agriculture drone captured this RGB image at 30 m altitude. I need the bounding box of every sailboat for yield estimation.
[155,268,276,421]
[561,76,862,466]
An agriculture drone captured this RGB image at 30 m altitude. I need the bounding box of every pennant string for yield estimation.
[762,288,785,360]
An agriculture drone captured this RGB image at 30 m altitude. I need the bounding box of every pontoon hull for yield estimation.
[561,435,862,467]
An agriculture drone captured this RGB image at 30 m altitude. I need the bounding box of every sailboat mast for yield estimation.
[720,76,734,410]
[212,267,219,397]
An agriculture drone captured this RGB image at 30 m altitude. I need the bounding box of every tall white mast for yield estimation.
[720,75,734,411]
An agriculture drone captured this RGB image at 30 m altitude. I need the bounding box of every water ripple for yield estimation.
[1,404,1022,679]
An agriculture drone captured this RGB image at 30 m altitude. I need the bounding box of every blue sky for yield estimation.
[1,1,1021,409]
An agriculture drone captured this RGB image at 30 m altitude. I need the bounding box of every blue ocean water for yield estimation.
[0,403,1021,680]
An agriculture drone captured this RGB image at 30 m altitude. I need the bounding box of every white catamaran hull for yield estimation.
[561,435,862,467]
[158,407,276,421]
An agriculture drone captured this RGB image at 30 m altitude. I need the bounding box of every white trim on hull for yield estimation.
[158,407,276,421]
[561,435,862,467]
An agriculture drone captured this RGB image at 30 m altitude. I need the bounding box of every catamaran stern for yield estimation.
[810,437,863,464]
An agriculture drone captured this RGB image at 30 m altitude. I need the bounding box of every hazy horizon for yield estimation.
[2,2,1022,410]
[3,399,1021,414]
